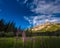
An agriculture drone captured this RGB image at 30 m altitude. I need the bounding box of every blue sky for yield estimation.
[0,0,60,29]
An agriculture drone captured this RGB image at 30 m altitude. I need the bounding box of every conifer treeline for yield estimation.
[0,19,23,37]
[0,19,17,32]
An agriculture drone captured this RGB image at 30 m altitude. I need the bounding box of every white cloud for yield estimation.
[24,0,60,26]
[23,0,28,4]
[16,0,60,14]
[26,0,60,14]
[16,0,60,27]
[24,15,60,26]
[24,16,33,24]
[45,19,58,22]
[16,0,28,5]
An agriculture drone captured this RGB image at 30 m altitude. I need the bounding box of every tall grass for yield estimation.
[0,36,60,48]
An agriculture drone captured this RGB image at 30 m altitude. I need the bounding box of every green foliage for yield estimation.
[0,31,5,37]
[0,19,21,37]
[0,19,17,33]
[25,28,33,37]
[0,38,23,48]
[5,32,15,37]
[0,37,60,48]
[0,19,5,31]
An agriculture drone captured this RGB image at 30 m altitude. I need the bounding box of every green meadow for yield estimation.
[0,36,60,48]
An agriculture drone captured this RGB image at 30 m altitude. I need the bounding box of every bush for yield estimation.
[18,32,22,37]
[5,32,15,37]
[0,31,5,37]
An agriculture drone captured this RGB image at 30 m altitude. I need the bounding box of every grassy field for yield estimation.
[0,36,60,48]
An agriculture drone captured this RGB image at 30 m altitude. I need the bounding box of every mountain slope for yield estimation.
[31,22,60,32]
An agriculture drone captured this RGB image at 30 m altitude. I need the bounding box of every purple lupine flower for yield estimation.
[22,31,27,48]
[16,28,20,40]
[14,28,20,48]
[22,31,26,42]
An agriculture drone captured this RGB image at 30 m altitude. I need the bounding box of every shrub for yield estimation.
[5,32,14,37]
[0,31,5,37]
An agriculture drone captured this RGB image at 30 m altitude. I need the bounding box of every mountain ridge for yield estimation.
[28,22,60,32]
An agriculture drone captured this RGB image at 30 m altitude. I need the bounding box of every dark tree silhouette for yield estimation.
[0,19,5,32]
[0,19,24,37]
